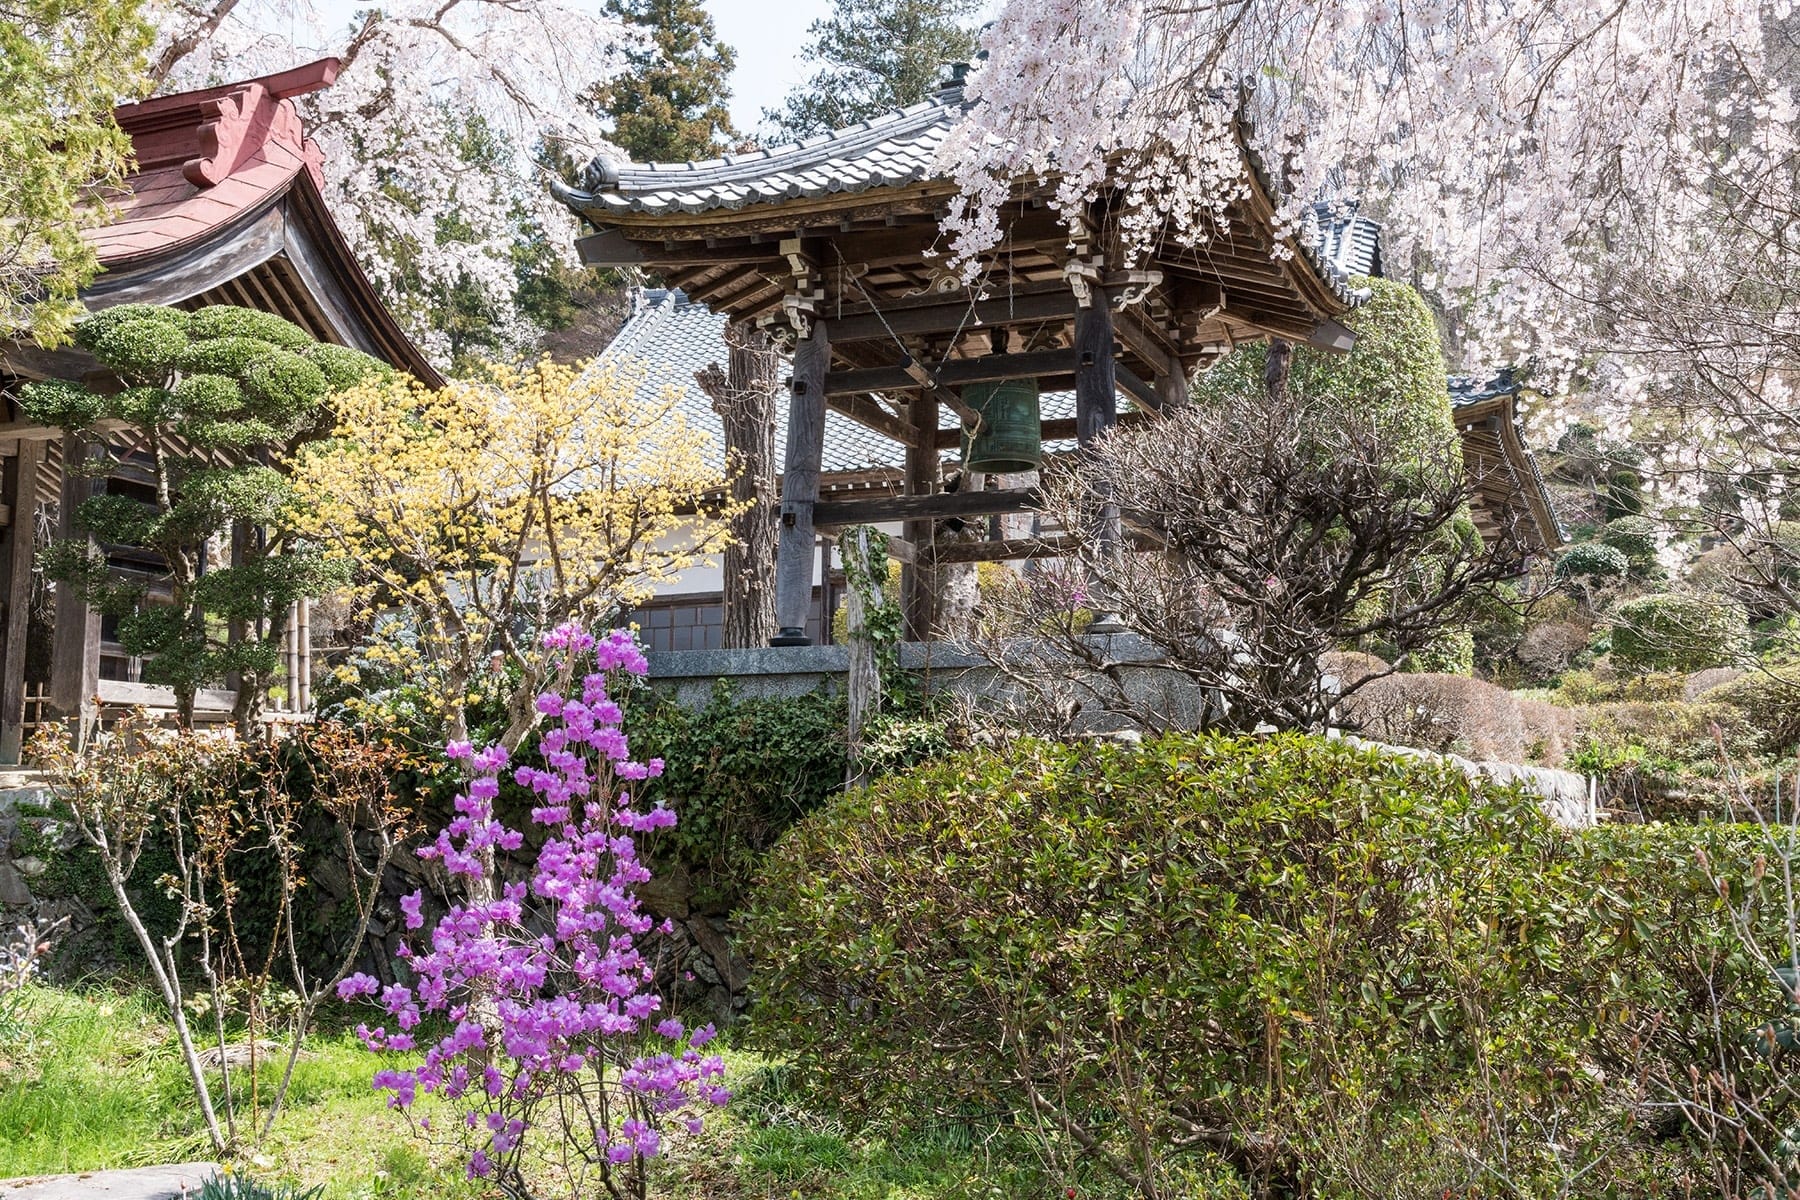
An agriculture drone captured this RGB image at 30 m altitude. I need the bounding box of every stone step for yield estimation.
[0,1163,218,1200]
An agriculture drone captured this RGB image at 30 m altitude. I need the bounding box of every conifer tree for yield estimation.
[20,304,389,733]
[590,0,738,163]
[0,0,151,340]
[765,0,979,140]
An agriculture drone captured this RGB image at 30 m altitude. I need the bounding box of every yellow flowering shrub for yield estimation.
[287,358,735,744]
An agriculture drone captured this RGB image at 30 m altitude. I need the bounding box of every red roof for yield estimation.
[92,59,339,267]
[68,59,441,384]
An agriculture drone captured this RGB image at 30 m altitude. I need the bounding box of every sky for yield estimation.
[704,0,835,136]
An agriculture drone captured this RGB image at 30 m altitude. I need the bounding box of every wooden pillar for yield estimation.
[0,441,44,763]
[48,433,102,731]
[772,319,831,645]
[1075,295,1125,633]
[1075,297,1118,444]
[696,323,781,648]
[296,596,312,712]
[901,392,936,642]
[1159,363,1190,410]
[284,601,301,713]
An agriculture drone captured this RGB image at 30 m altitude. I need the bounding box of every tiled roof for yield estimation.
[1310,202,1382,279]
[91,60,337,267]
[560,85,1372,310]
[1448,367,1568,547]
[597,288,1075,474]
[1448,367,1524,408]
[564,90,963,218]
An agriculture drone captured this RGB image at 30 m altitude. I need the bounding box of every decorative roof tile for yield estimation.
[1310,201,1383,279]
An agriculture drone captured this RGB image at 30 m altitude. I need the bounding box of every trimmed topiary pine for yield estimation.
[1556,541,1630,582]
[1599,515,1660,571]
[1609,591,1748,674]
[19,303,391,731]
[1192,277,1462,487]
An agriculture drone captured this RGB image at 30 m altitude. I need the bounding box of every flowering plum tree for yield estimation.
[337,624,728,1199]
[146,0,639,362]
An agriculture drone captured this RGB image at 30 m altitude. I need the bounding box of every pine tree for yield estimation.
[21,304,389,732]
[765,0,980,140]
[590,0,738,163]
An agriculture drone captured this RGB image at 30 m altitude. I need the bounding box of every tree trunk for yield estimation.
[843,526,883,789]
[1264,338,1293,404]
[696,324,780,649]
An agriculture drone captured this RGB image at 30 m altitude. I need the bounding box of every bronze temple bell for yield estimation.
[959,378,1043,474]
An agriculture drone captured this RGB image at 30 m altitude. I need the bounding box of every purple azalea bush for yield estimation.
[338,624,728,1198]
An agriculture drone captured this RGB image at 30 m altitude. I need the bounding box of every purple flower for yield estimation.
[400,891,425,930]
[337,973,379,999]
[338,625,717,1187]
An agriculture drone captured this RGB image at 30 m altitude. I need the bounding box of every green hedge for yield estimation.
[747,733,1791,1196]
[1600,515,1660,568]
[1610,591,1747,673]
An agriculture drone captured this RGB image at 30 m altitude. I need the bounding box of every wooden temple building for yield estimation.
[556,74,1552,646]
[0,59,439,761]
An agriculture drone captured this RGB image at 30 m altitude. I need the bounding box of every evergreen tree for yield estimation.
[1,0,151,340]
[765,0,980,140]
[21,304,389,732]
[590,0,738,163]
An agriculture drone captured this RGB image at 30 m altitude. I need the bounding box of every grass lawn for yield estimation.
[0,984,1103,1199]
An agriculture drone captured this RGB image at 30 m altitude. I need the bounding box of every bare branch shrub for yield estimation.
[969,386,1525,734]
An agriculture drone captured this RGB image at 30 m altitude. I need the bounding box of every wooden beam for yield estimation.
[830,394,922,446]
[772,319,831,645]
[928,535,1069,564]
[929,410,1158,450]
[814,487,1041,528]
[0,440,43,762]
[829,288,1075,343]
[825,349,1077,396]
[1075,299,1118,445]
[900,358,983,429]
[1307,317,1357,353]
[575,227,780,268]
[0,419,126,443]
[1114,362,1160,413]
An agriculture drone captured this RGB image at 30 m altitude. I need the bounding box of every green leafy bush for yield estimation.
[19,304,385,728]
[1555,541,1630,581]
[1600,514,1660,568]
[1193,278,1459,484]
[748,733,1774,1196]
[1399,625,1474,674]
[628,683,849,911]
[1713,653,1800,755]
[1610,591,1747,673]
[1571,699,1761,820]
[185,305,314,349]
